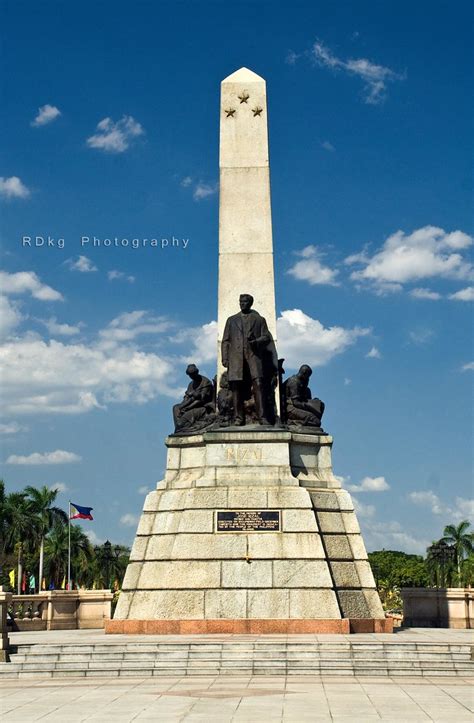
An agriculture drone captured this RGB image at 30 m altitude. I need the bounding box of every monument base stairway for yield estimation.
[1,636,473,678]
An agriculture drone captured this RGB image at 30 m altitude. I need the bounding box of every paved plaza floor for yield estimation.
[8,625,474,645]
[1,673,473,721]
[1,628,473,722]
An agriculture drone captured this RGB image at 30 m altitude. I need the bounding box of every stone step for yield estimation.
[1,664,473,679]
[6,657,474,670]
[3,655,473,669]
[12,636,470,652]
[2,640,473,679]
[10,643,473,655]
[9,652,472,666]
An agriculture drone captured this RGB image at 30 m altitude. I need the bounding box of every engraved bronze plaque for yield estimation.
[216,510,280,533]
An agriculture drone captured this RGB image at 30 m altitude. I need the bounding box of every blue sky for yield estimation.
[1,0,472,553]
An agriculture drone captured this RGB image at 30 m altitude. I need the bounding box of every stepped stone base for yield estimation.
[113,430,387,633]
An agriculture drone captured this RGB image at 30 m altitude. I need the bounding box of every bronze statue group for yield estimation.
[173,294,325,435]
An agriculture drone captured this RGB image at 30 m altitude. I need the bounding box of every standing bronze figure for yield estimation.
[221,294,276,426]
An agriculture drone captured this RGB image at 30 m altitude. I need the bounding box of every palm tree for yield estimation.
[441,520,474,584]
[44,521,93,588]
[25,486,68,592]
[0,489,39,593]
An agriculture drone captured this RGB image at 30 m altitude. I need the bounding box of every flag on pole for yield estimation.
[41,577,46,590]
[8,569,15,588]
[21,572,27,592]
[61,576,66,589]
[70,502,93,520]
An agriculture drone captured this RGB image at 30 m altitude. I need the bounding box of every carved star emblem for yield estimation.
[238,91,250,104]
[225,108,236,118]
[252,106,263,117]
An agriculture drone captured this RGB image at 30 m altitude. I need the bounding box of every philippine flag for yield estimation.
[70,503,94,520]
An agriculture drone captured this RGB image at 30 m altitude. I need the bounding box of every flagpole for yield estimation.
[68,501,71,591]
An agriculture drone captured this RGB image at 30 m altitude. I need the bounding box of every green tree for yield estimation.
[91,542,130,589]
[461,553,474,587]
[0,488,39,593]
[44,521,93,588]
[440,520,474,584]
[368,550,429,589]
[25,485,68,592]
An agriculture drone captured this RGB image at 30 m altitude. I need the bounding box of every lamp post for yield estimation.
[103,540,112,590]
[113,545,121,590]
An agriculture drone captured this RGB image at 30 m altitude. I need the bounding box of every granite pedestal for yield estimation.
[109,430,390,634]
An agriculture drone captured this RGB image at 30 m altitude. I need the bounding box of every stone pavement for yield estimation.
[1,629,473,720]
[1,673,473,721]
[9,625,474,645]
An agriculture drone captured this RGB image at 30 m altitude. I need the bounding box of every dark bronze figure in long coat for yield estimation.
[221,294,276,425]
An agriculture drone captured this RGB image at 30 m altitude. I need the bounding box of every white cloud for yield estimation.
[458,497,474,520]
[361,519,429,555]
[137,485,150,495]
[0,270,63,301]
[172,320,218,365]
[86,115,144,153]
[31,104,61,127]
[99,310,171,347]
[287,246,339,286]
[0,295,23,339]
[277,309,370,369]
[181,176,218,201]
[2,340,176,414]
[321,141,335,152]
[66,255,97,273]
[409,490,474,522]
[311,40,404,104]
[50,482,68,493]
[461,361,474,372]
[7,449,81,465]
[347,226,473,294]
[409,328,434,345]
[0,176,30,199]
[352,497,375,517]
[344,377,351,386]
[120,513,139,527]
[409,490,444,515]
[410,287,441,300]
[0,421,25,435]
[108,270,135,283]
[449,286,474,301]
[286,50,300,65]
[366,346,381,359]
[85,529,104,545]
[0,324,178,415]
[193,181,218,201]
[347,476,390,493]
[40,317,82,336]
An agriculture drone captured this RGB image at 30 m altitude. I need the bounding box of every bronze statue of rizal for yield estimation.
[221,294,275,426]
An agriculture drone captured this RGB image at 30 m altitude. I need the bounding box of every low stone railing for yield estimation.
[0,587,12,661]
[10,594,45,627]
[6,590,114,632]
[401,587,474,628]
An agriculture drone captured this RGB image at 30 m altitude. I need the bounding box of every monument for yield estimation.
[108,68,390,634]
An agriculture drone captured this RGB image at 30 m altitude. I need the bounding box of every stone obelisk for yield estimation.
[217,68,276,375]
[109,68,390,635]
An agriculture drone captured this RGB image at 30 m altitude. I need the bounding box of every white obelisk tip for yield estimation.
[222,67,265,84]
